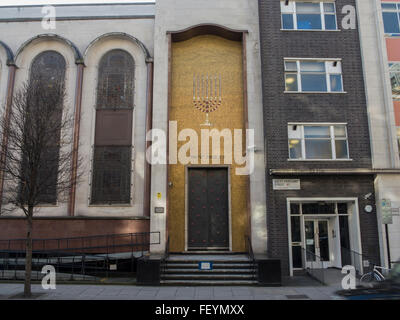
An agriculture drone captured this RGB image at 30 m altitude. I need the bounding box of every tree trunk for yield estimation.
[24,209,33,298]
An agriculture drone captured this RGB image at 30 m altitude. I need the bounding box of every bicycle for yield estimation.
[360,265,390,283]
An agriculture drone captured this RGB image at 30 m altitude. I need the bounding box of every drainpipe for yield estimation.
[68,60,85,216]
[143,59,154,217]
[0,62,17,212]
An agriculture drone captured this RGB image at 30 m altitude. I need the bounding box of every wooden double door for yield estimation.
[188,168,229,250]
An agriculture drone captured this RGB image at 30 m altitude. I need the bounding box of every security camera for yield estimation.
[364,193,372,200]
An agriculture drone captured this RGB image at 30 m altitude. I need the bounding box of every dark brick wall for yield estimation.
[257,0,380,275]
[267,175,380,275]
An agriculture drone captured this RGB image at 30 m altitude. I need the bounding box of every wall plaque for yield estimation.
[273,179,300,190]
[154,207,164,214]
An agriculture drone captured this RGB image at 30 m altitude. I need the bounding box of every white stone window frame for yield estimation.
[381,2,400,36]
[284,58,344,93]
[280,1,338,31]
[288,123,351,161]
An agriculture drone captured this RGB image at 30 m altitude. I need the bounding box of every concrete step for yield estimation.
[162,273,256,280]
[160,279,258,286]
[162,263,255,268]
[163,268,255,274]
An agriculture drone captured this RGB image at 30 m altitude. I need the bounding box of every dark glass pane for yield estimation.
[97,49,135,110]
[91,146,131,204]
[302,203,335,214]
[325,14,337,30]
[289,139,302,158]
[297,14,322,30]
[305,140,332,159]
[290,203,300,215]
[318,221,330,261]
[335,140,349,159]
[304,126,330,138]
[383,12,400,33]
[292,246,302,268]
[282,14,294,29]
[305,220,316,261]
[291,216,301,242]
[339,216,351,265]
[285,74,298,91]
[382,3,397,10]
[337,203,348,214]
[301,74,327,91]
[330,74,343,92]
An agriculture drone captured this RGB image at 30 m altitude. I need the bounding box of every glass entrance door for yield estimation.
[305,219,331,268]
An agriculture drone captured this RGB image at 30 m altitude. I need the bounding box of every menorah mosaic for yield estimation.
[193,74,222,126]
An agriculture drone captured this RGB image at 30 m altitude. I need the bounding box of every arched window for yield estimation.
[91,50,135,205]
[96,49,134,110]
[25,51,66,204]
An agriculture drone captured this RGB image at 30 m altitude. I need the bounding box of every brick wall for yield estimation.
[258,0,380,275]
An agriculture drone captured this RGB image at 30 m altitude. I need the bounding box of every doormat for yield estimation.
[285,294,310,300]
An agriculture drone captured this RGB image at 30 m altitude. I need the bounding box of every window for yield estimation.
[96,49,134,110]
[91,50,134,205]
[382,3,400,35]
[285,59,343,92]
[19,51,66,204]
[397,127,400,158]
[281,1,337,31]
[389,63,400,98]
[288,124,349,160]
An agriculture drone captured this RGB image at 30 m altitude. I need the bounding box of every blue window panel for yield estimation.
[297,14,322,29]
[382,4,397,10]
[383,12,400,33]
[330,74,343,92]
[282,14,294,29]
[323,3,335,13]
[301,74,327,91]
[325,15,337,30]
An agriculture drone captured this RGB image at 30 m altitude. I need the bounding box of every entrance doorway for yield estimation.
[187,168,229,250]
[288,199,363,276]
[305,219,332,268]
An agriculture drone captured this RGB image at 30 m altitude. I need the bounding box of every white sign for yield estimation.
[273,179,300,190]
[382,199,393,224]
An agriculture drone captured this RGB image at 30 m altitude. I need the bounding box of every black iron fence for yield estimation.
[0,231,160,282]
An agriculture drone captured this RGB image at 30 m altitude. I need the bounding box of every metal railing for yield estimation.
[0,231,160,282]
[245,235,257,281]
[340,246,380,277]
[161,236,170,277]
[301,247,327,285]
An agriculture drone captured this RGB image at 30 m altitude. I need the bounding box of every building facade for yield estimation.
[0,0,394,278]
[259,0,382,275]
[357,0,400,268]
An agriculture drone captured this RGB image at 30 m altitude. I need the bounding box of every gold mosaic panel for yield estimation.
[168,35,248,252]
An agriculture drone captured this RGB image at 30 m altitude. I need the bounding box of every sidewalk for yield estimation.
[0,282,344,300]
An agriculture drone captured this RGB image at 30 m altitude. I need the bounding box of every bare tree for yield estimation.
[0,74,81,297]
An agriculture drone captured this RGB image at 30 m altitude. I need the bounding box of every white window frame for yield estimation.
[284,58,344,93]
[280,1,338,31]
[288,123,351,161]
[381,2,400,36]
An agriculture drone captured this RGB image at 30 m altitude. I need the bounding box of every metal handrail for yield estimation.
[0,231,161,282]
[245,235,257,281]
[0,231,159,253]
[161,236,170,278]
[301,246,327,285]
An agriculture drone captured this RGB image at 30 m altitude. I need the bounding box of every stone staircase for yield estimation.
[160,253,258,285]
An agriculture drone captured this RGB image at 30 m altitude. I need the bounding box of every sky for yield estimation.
[0,0,155,6]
